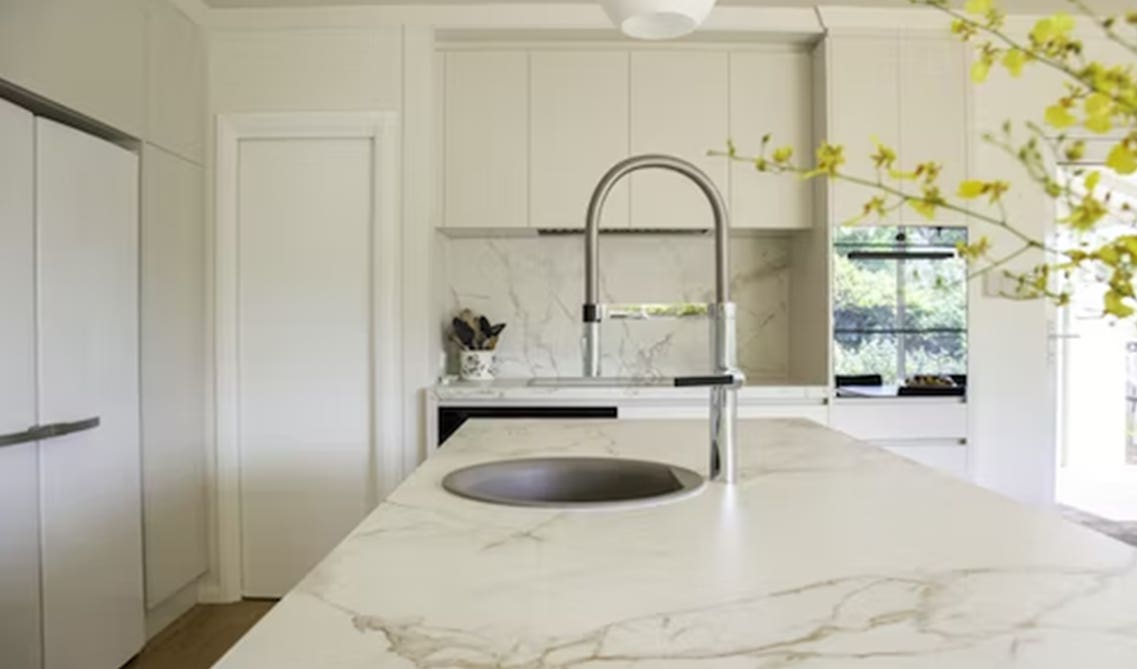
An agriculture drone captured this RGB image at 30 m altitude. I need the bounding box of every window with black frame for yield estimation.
[833,226,968,391]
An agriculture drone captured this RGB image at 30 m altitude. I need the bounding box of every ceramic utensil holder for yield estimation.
[459,350,495,381]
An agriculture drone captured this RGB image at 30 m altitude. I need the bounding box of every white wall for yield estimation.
[964,25,1131,505]
[0,0,147,135]
[209,28,402,112]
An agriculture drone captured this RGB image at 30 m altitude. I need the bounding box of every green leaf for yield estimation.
[1085,170,1101,192]
[1045,104,1077,129]
[1104,290,1135,318]
[957,180,987,199]
[964,0,993,15]
[908,199,937,220]
[1107,143,1137,174]
[971,60,991,83]
[1002,49,1027,77]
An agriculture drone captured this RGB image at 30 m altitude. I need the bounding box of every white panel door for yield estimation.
[630,51,729,230]
[36,118,143,669]
[530,51,629,229]
[237,137,375,597]
[0,99,41,669]
[443,51,529,228]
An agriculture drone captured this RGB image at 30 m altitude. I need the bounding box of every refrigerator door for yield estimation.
[36,117,144,669]
[0,98,42,669]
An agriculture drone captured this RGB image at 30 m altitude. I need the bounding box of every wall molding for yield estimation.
[166,0,211,25]
[209,111,403,602]
[200,3,823,39]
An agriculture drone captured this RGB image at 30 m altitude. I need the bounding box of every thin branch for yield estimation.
[968,242,1036,280]
[711,149,1053,252]
[1067,0,1137,59]
[927,2,1137,115]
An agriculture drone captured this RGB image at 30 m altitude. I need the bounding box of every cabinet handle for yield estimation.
[0,427,40,448]
[0,417,100,448]
[35,417,100,440]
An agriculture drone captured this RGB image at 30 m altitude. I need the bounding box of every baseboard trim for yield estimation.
[145,579,200,640]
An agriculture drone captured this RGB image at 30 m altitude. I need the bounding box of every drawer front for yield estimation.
[876,441,970,480]
[829,402,967,440]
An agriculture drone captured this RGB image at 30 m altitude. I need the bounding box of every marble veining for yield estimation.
[441,235,791,380]
[216,419,1137,668]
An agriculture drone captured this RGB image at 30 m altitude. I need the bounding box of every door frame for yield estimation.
[211,112,403,602]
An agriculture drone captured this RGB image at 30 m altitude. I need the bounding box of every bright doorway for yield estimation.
[1054,164,1137,522]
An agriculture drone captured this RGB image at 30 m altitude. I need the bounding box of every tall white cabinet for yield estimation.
[0,94,42,669]
[0,100,144,669]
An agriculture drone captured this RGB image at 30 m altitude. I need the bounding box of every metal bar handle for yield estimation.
[36,417,100,440]
[0,427,41,448]
[0,417,100,449]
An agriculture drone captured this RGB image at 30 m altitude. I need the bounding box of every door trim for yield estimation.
[210,112,402,602]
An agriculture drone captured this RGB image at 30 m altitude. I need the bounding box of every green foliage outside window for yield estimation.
[834,227,968,383]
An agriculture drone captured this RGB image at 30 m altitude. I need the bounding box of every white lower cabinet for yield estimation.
[619,402,828,424]
[830,400,970,480]
[0,101,144,669]
[829,401,967,441]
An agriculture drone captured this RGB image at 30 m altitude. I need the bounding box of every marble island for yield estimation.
[215,419,1137,668]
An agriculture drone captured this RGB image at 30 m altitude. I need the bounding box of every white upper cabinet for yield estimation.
[630,51,729,230]
[443,51,529,228]
[898,36,968,224]
[530,51,630,230]
[441,46,813,231]
[825,33,970,226]
[729,49,814,229]
[826,35,901,226]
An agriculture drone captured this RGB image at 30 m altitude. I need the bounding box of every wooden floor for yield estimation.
[126,600,275,669]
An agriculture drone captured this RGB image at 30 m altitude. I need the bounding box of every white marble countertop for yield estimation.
[216,419,1137,668]
[432,378,830,404]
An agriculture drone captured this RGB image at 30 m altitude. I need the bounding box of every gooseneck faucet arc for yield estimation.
[581,154,744,484]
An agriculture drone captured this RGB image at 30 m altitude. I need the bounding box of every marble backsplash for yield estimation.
[441,234,791,381]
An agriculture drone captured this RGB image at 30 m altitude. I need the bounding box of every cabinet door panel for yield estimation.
[531,51,629,229]
[444,51,528,228]
[630,51,729,229]
[0,97,42,669]
[899,37,968,224]
[37,117,144,669]
[729,50,813,229]
[828,37,900,226]
[830,401,968,441]
[141,146,209,607]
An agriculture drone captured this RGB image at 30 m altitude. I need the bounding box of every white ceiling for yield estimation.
[202,0,1131,12]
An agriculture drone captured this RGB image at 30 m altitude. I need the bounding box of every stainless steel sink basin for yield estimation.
[441,457,705,509]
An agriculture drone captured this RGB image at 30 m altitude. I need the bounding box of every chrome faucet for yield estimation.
[581,154,744,484]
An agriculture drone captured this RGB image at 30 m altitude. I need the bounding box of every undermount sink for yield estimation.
[441,457,705,509]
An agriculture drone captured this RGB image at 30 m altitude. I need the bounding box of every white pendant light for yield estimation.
[601,0,717,40]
